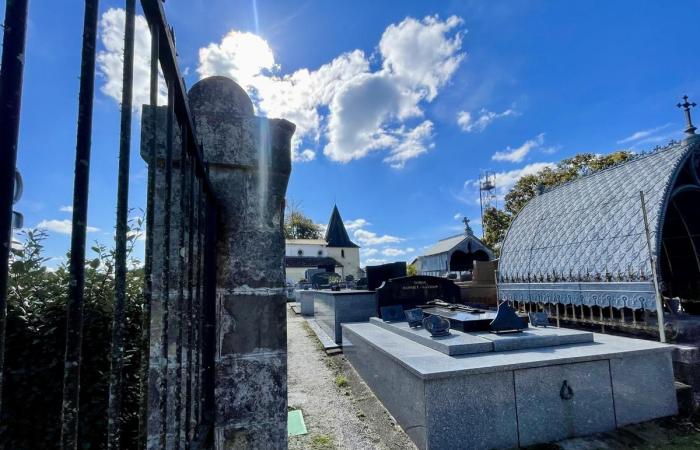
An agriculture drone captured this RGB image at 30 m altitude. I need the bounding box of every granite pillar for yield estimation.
[188,76,294,449]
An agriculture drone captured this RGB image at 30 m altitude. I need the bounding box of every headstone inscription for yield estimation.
[380,305,405,322]
[490,302,527,333]
[404,308,425,328]
[422,315,451,337]
[529,311,550,327]
[366,261,407,291]
[376,275,460,317]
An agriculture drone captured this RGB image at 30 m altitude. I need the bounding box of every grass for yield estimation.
[334,374,348,388]
[310,433,335,449]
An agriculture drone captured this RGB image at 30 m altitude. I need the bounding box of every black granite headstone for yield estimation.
[375,275,460,316]
[366,262,407,291]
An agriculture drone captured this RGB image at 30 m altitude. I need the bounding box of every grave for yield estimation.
[376,275,460,318]
[308,289,377,344]
[342,318,678,450]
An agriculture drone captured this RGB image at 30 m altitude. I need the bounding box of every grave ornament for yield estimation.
[404,308,425,328]
[528,311,550,327]
[380,305,405,322]
[489,302,527,333]
[422,315,451,338]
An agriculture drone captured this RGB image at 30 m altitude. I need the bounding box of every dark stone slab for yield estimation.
[422,307,496,332]
[376,276,460,315]
[405,308,425,328]
[366,262,407,291]
[380,305,405,322]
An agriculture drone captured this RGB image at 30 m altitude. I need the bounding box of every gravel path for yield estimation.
[287,306,416,450]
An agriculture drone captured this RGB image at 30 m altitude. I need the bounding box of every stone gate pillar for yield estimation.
[188,76,294,449]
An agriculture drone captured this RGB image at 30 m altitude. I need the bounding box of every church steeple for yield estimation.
[324,205,359,248]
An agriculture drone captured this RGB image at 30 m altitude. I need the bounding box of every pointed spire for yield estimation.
[325,205,359,248]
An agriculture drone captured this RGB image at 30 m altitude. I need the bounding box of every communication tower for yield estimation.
[479,170,497,238]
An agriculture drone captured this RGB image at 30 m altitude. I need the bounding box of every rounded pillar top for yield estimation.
[188,76,255,117]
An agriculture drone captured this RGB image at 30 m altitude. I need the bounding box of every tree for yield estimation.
[284,201,321,240]
[487,150,634,251]
[407,263,418,276]
[482,207,511,252]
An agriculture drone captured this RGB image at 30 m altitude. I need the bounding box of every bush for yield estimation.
[2,223,145,449]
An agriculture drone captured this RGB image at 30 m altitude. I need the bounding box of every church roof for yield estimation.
[499,138,699,283]
[324,205,359,248]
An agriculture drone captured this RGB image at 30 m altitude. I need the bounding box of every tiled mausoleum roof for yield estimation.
[499,137,699,286]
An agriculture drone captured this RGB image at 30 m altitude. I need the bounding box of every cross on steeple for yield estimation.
[463,217,473,235]
[677,95,697,136]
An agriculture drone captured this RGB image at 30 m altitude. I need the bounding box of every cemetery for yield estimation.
[1,1,700,449]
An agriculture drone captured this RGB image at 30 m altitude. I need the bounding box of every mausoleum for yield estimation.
[417,220,495,276]
[498,136,700,315]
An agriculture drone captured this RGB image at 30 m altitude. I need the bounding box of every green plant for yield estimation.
[2,215,145,449]
[334,374,348,388]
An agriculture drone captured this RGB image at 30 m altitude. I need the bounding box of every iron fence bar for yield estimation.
[175,125,188,450]
[139,19,160,448]
[107,0,135,447]
[61,1,100,448]
[0,0,30,414]
[185,152,196,448]
[193,178,204,426]
[160,82,175,449]
[139,0,214,196]
[200,191,217,427]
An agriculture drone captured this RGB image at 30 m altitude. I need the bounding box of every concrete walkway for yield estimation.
[287,306,417,450]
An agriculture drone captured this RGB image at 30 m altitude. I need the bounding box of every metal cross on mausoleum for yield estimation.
[677,95,697,136]
[463,217,473,235]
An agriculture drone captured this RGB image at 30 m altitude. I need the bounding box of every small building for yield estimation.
[285,205,361,283]
[417,222,495,277]
[498,137,700,315]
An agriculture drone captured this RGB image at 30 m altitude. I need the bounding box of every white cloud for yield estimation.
[59,205,73,213]
[365,258,389,266]
[459,161,555,205]
[361,248,379,257]
[353,229,403,246]
[457,108,518,133]
[196,15,464,167]
[97,8,167,111]
[345,218,371,231]
[37,219,99,235]
[617,124,672,144]
[379,15,465,101]
[488,162,556,196]
[382,247,406,257]
[453,213,461,220]
[492,133,545,163]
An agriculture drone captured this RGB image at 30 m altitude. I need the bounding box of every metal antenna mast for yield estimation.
[479,170,497,239]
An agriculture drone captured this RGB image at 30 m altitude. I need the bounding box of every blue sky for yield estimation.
[8,0,700,267]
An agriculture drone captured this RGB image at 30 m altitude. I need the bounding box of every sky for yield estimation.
[7,0,700,268]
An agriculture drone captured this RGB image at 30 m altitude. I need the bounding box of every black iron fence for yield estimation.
[0,1,217,448]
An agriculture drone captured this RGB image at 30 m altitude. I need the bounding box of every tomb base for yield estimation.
[342,321,677,450]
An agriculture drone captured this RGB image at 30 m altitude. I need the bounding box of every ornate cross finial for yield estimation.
[463,217,473,235]
[677,95,697,136]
